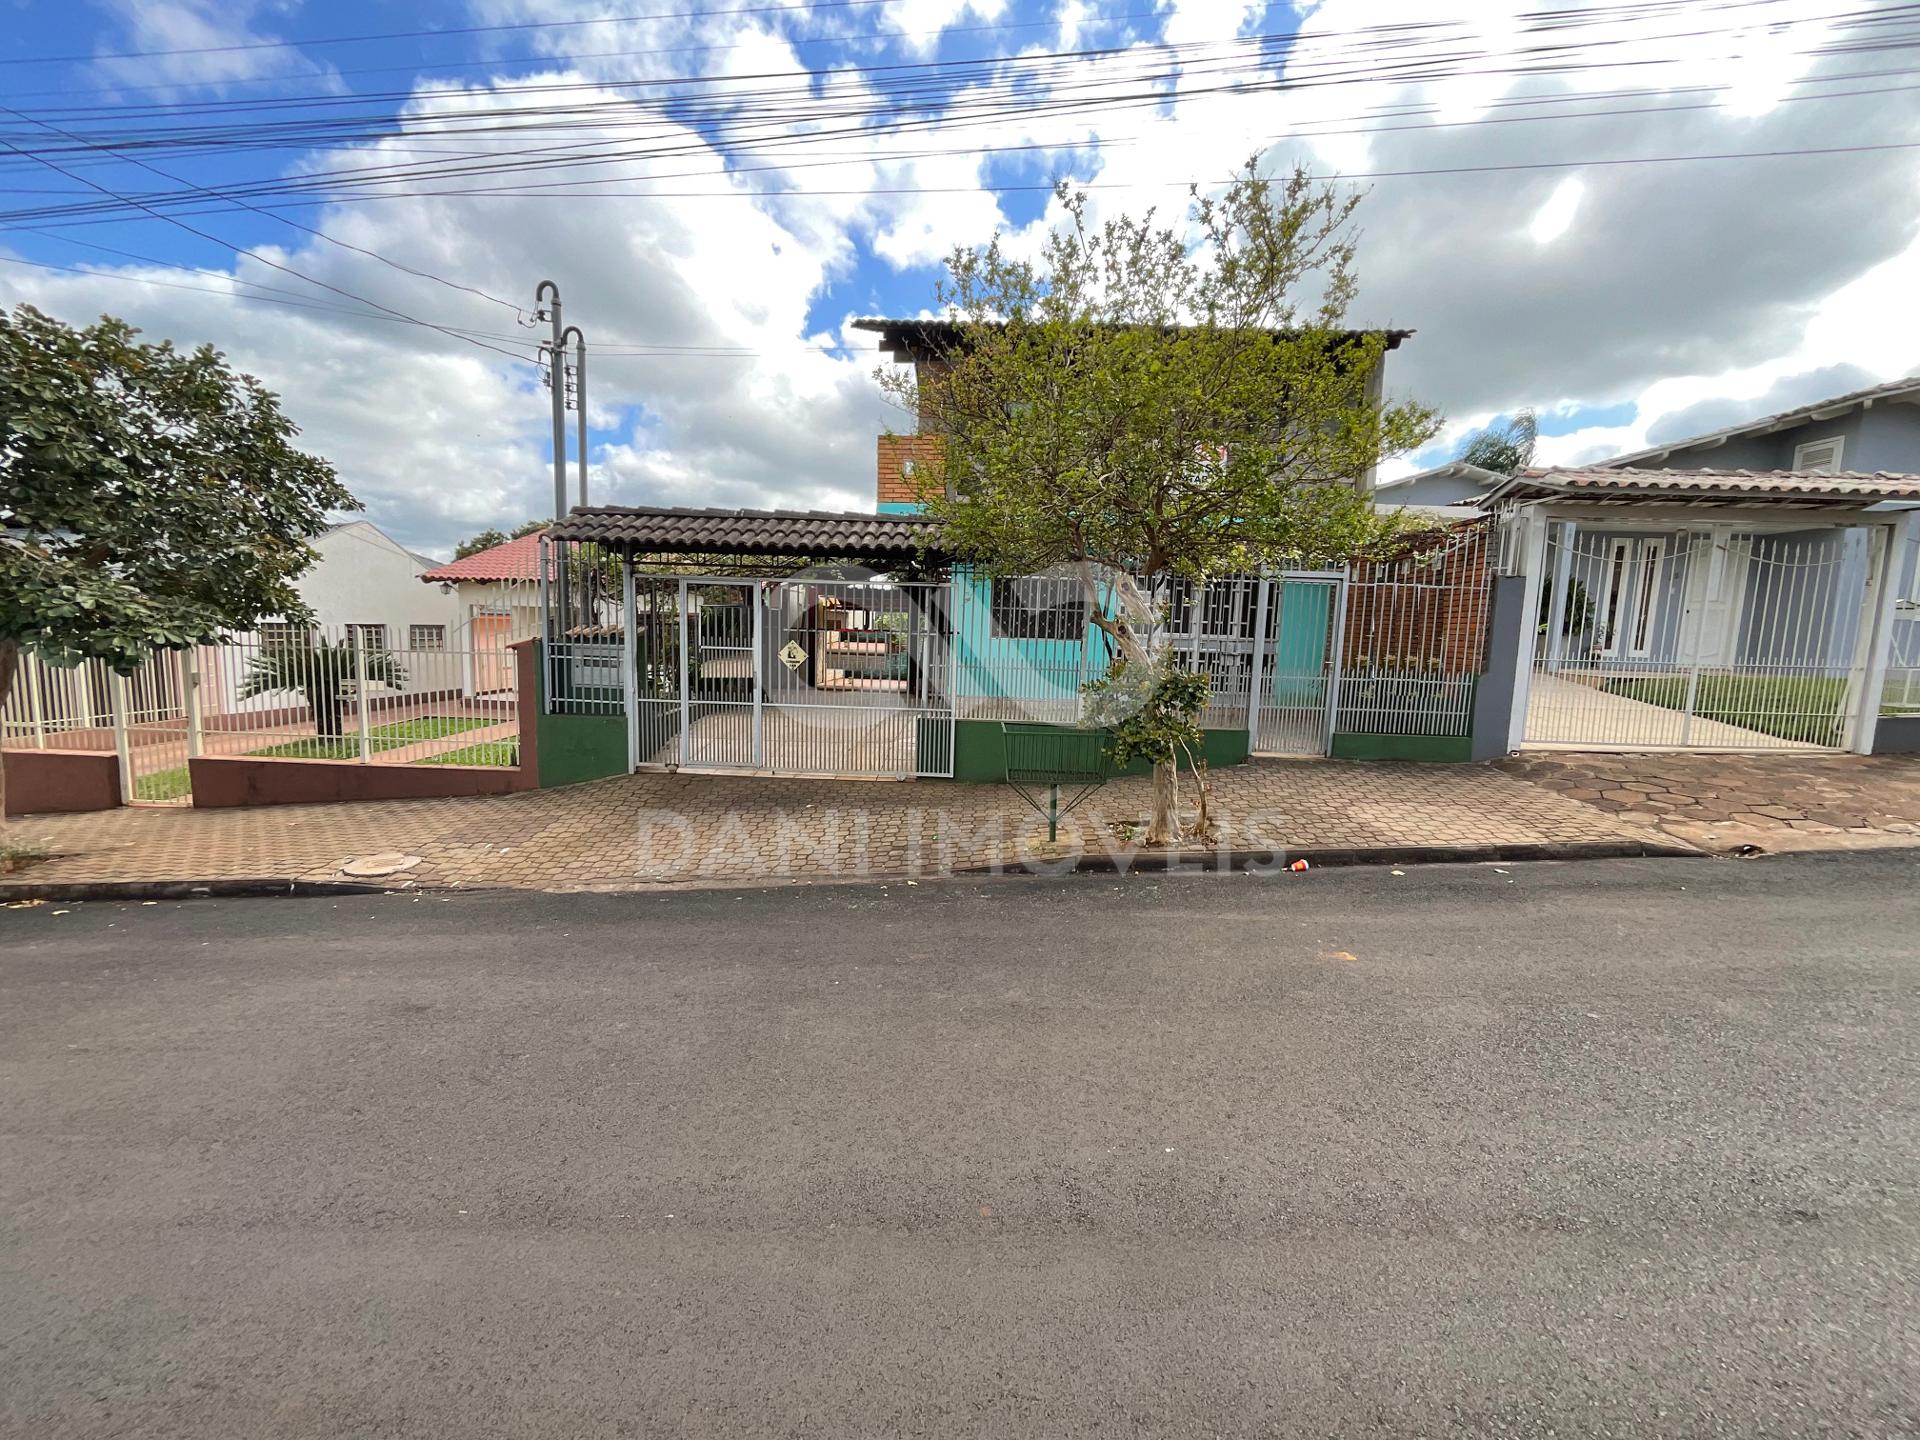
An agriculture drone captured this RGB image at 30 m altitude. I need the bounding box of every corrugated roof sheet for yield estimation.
[418,530,548,583]
[546,505,948,558]
[1490,466,1920,506]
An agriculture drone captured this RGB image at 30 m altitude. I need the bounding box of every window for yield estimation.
[408,624,447,651]
[1629,540,1664,657]
[1792,435,1845,473]
[257,621,311,650]
[990,576,1086,641]
[346,623,388,651]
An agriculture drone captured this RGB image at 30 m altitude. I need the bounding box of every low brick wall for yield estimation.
[3,748,122,816]
[189,753,531,808]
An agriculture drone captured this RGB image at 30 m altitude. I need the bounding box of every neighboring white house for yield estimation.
[200,520,461,718]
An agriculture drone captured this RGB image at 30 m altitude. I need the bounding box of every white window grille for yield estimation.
[409,624,448,651]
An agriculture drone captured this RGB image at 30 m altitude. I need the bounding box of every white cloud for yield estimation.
[1527,176,1584,245]
[11,0,1920,558]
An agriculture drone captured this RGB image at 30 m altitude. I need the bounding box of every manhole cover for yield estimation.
[339,852,422,879]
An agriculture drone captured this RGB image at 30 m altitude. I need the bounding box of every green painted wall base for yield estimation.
[1330,732,1474,763]
[947,719,1250,783]
[532,642,629,788]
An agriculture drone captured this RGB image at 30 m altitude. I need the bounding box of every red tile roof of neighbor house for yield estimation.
[418,530,548,583]
[1490,467,1920,506]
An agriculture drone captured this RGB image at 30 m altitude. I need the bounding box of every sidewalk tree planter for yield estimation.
[886,164,1438,843]
[0,304,349,822]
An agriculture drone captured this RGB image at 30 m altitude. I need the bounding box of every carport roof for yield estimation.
[1487,466,1920,508]
[547,504,949,561]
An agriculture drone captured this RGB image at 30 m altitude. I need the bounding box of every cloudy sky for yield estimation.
[4,0,1919,556]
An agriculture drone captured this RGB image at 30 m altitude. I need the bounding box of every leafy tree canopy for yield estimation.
[452,518,547,559]
[887,164,1440,595]
[453,528,510,559]
[1,304,351,672]
[1456,408,1537,475]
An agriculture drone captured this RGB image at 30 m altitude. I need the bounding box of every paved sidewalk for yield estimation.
[1,759,1647,892]
[1499,750,1920,854]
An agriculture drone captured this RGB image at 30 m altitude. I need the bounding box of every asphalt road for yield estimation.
[3,853,1918,1439]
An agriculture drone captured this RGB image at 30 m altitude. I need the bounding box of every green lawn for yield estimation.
[134,766,192,802]
[414,739,518,768]
[246,714,496,761]
[1601,673,1849,746]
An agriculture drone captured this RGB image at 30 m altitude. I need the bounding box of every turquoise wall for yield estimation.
[950,565,1113,710]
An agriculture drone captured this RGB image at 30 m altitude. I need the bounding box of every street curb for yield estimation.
[959,837,1705,876]
[0,877,390,902]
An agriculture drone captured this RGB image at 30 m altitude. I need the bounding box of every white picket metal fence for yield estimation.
[3,611,532,806]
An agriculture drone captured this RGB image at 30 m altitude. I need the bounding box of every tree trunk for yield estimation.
[311,684,346,739]
[0,638,15,830]
[1144,755,1178,847]
[1076,564,1184,845]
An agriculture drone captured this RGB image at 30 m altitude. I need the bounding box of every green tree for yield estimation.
[452,518,546,560]
[453,527,508,559]
[1456,409,1537,474]
[238,634,405,742]
[884,165,1439,843]
[0,304,350,820]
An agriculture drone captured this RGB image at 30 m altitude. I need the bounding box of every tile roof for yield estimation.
[418,530,548,583]
[546,505,948,558]
[1597,374,1920,468]
[1491,466,1920,506]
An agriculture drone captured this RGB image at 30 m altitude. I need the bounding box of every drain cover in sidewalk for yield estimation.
[339,852,422,879]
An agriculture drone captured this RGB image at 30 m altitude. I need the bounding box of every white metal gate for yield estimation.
[1248,573,1345,756]
[654,576,955,778]
[1525,526,1873,750]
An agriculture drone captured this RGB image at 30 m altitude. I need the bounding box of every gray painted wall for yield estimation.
[1646,403,1920,474]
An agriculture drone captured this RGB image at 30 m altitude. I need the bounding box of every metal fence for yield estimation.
[4,616,527,805]
[543,527,1499,770]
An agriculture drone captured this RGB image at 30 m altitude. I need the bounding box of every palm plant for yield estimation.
[239,634,406,739]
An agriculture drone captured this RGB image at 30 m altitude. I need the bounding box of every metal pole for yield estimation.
[751,579,765,769]
[184,647,203,759]
[352,630,372,763]
[108,669,134,805]
[677,577,691,767]
[562,324,588,509]
[1246,576,1271,751]
[24,650,47,749]
[536,281,571,638]
[1322,572,1350,756]
[622,559,639,771]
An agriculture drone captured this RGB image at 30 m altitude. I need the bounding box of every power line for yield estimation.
[4,6,1175,106]
[0,102,529,319]
[6,5,1910,228]
[1,0,909,66]
[0,107,532,365]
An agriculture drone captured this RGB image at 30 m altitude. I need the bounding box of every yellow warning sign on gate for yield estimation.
[778,640,807,671]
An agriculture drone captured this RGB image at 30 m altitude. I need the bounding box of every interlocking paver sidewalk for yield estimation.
[1,758,1653,893]
[1498,750,1920,855]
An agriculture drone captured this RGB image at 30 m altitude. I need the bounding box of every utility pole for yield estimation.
[561,324,588,508]
[535,279,570,632]
[534,280,567,524]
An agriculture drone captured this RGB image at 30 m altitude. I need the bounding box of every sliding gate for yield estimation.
[652,577,955,778]
[1525,526,1874,750]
